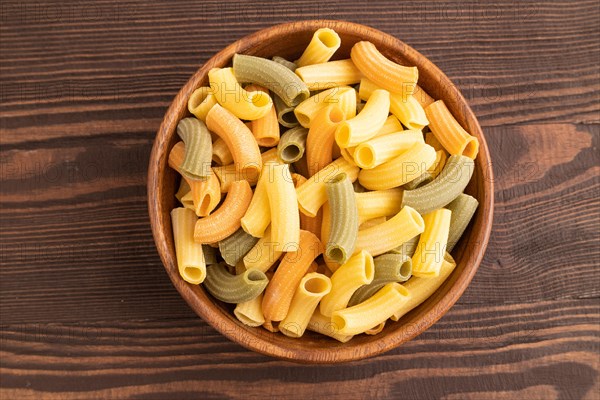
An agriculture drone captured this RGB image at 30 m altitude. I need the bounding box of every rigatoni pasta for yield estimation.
[167,27,482,343]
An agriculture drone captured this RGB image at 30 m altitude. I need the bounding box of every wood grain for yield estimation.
[1,300,598,399]
[1,0,598,396]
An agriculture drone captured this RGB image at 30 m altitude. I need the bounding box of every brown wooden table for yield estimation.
[1,1,599,399]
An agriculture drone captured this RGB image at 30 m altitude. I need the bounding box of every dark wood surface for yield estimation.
[1,0,598,398]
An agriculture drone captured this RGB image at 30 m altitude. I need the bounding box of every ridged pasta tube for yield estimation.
[203,263,268,303]
[208,67,273,120]
[354,130,425,169]
[306,105,346,176]
[319,250,374,317]
[351,41,418,96]
[194,180,253,244]
[412,209,452,278]
[335,89,390,148]
[295,59,362,91]
[262,230,324,322]
[234,293,265,327]
[242,226,283,272]
[355,206,425,257]
[355,188,403,224]
[246,84,280,147]
[358,142,437,190]
[218,228,260,266]
[188,86,217,121]
[233,53,310,107]
[272,56,297,71]
[171,207,206,284]
[176,118,212,180]
[273,94,299,128]
[265,163,300,251]
[295,28,341,67]
[348,254,412,306]
[324,173,359,264]
[445,193,479,252]
[401,155,475,215]
[277,126,308,163]
[425,100,479,159]
[331,282,411,335]
[280,273,332,338]
[307,309,353,343]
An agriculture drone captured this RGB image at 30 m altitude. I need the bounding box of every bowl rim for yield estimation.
[147,19,494,363]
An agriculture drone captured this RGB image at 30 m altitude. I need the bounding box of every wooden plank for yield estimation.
[0,299,598,399]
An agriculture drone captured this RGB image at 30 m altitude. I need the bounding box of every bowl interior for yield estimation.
[148,20,493,363]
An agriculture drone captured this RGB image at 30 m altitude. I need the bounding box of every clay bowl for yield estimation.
[148,20,493,363]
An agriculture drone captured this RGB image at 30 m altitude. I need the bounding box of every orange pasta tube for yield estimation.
[206,104,263,180]
[306,104,346,176]
[168,142,222,216]
[413,85,434,108]
[351,41,418,96]
[262,230,324,322]
[425,100,479,159]
[246,84,280,147]
[193,180,253,244]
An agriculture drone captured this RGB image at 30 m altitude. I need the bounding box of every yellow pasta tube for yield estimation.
[295,59,362,91]
[296,157,360,217]
[193,180,253,244]
[206,103,263,181]
[319,250,374,317]
[243,226,283,272]
[359,216,387,230]
[307,309,353,343]
[355,206,425,257]
[234,293,265,327]
[376,115,404,137]
[245,84,280,147]
[320,201,341,273]
[355,188,403,224]
[280,273,332,338]
[358,142,437,190]
[351,41,418,96]
[412,209,452,278]
[331,282,411,335]
[188,86,217,121]
[294,86,356,128]
[365,321,386,335]
[296,28,341,67]
[425,100,479,159]
[240,164,271,238]
[306,104,346,176]
[262,230,324,322]
[264,163,300,251]
[391,252,456,321]
[212,138,234,165]
[353,130,425,169]
[208,67,273,120]
[170,207,206,284]
[359,78,428,130]
[334,89,390,148]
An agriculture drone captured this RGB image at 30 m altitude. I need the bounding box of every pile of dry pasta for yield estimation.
[169,28,480,342]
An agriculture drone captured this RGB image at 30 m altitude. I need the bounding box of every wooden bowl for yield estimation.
[148,20,493,363]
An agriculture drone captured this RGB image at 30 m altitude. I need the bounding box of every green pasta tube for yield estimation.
[348,253,412,306]
[273,94,300,128]
[202,244,219,265]
[176,118,212,180]
[272,56,297,71]
[203,263,268,303]
[218,228,260,266]
[445,193,479,252]
[325,173,359,264]
[233,54,310,107]
[277,126,308,163]
[402,155,475,215]
[389,235,420,258]
[403,171,433,190]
